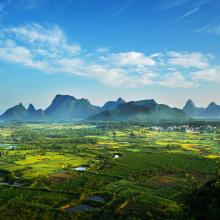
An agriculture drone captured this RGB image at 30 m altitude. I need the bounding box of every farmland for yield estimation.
[0,122,219,220]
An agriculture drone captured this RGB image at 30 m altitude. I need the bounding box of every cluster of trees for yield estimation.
[184,176,220,220]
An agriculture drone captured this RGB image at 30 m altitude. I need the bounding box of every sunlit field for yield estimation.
[0,122,219,219]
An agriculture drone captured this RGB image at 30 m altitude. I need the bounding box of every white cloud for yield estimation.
[96,47,109,53]
[194,20,220,36]
[104,51,156,67]
[85,64,128,86]
[0,42,30,63]
[206,24,220,35]
[192,68,220,82]
[7,23,81,55]
[113,0,136,16]
[150,52,163,58]
[159,72,194,88]
[0,43,52,72]
[56,58,85,76]
[177,0,211,21]
[0,22,218,89]
[167,51,209,69]
[180,7,199,19]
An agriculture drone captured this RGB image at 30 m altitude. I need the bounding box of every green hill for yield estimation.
[89,100,188,122]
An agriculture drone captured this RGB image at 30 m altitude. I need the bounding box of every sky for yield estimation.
[0,0,220,112]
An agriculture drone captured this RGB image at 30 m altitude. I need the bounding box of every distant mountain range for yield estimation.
[44,95,100,121]
[89,99,187,122]
[0,103,46,121]
[183,99,220,118]
[101,98,126,111]
[0,95,100,122]
[0,95,219,122]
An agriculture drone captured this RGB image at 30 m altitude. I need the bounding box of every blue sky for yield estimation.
[0,0,220,112]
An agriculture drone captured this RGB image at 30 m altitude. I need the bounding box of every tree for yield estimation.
[130,132,136,138]
[113,131,117,138]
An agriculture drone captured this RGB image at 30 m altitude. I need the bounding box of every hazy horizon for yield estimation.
[0,93,219,115]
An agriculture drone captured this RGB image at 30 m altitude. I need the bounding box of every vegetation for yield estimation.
[0,121,219,219]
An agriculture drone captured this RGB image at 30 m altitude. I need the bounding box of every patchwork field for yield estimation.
[0,122,219,220]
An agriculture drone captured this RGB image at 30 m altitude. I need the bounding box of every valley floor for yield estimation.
[0,122,219,220]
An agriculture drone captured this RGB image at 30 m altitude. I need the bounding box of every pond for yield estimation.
[73,166,87,171]
[65,204,95,213]
[113,154,120,159]
[88,195,105,203]
[65,195,106,213]
[0,143,16,150]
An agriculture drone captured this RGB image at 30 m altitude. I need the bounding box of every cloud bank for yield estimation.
[0,23,219,88]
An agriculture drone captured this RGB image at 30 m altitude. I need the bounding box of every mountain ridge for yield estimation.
[0,103,46,121]
[0,96,220,122]
[44,95,101,121]
[89,100,188,122]
[183,99,220,118]
[102,97,126,111]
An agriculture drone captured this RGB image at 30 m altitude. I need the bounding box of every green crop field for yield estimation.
[0,122,219,220]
